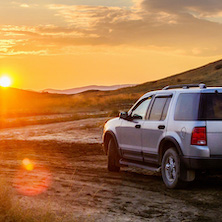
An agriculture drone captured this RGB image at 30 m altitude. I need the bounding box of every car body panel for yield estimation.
[206,121,222,156]
[103,117,122,149]
[119,119,143,161]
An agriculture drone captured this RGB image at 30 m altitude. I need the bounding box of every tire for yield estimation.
[161,148,183,189]
[107,139,120,172]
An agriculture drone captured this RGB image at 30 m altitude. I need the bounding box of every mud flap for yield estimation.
[180,163,195,182]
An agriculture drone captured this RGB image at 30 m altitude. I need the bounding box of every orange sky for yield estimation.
[0,0,222,90]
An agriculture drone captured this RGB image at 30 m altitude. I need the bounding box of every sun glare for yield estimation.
[22,158,34,171]
[0,76,12,87]
[14,159,51,196]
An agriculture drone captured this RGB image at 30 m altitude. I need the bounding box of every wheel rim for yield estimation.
[165,155,176,183]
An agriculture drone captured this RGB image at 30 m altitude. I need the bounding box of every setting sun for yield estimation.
[0,76,12,87]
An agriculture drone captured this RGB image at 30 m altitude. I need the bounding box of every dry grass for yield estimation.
[0,178,97,222]
[0,179,59,222]
[0,88,135,119]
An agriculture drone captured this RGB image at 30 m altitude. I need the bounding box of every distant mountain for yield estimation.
[42,84,136,95]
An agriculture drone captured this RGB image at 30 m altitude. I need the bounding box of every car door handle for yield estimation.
[135,124,141,129]
[158,125,165,130]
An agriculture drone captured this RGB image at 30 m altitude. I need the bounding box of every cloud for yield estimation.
[20,4,30,8]
[45,3,222,56]
[1,1,222,57]
[0,24,107,56]
[11,1,38,8]
[141,0,222,15]
[48,4,141,29]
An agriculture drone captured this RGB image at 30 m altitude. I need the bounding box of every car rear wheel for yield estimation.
[161,148,182,188]
[107,139,120,172]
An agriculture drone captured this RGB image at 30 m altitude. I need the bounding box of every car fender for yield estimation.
[103,130,122,156]
[158,136,183,163]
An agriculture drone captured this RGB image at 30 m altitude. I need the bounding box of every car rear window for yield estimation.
[199,93,222,120]
[174,93,200,121]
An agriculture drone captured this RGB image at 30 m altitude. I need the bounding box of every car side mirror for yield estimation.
[119,112,129,120]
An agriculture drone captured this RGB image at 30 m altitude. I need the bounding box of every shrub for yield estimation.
[215,64,222,70]
[109,109,120,117]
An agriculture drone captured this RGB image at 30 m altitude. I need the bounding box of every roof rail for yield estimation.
[162,83,206,90]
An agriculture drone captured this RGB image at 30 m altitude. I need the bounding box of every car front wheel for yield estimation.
[107,139,120,172]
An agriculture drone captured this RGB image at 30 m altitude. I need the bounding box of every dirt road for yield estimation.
[0,118,222,221]
[0,117,107,143]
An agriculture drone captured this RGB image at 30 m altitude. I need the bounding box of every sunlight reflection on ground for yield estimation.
[13,160,51,196]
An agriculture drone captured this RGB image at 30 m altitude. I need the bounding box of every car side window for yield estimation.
[131,97,152,120]
[149,97,171,121]
[174,93,200,120]
[161,98,171,120]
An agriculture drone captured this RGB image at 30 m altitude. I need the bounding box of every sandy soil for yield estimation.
[0,117,108,143]
[0,118,222,221]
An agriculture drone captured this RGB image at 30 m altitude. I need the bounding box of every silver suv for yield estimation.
[103,84,222,188]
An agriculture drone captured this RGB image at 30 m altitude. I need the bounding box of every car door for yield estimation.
[119,96,153,162]
[141,95,172,164]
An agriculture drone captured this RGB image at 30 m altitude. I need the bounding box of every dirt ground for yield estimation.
[0,117,107,143]
[0,117,222,221]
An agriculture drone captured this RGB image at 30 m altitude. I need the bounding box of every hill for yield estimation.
[116,59,222,94]
[42,84,136,95]
[1,59,222,117]
[0,87,69,117]
[74,59,222,110]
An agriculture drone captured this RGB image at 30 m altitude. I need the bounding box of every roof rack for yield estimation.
[162,83,206,90]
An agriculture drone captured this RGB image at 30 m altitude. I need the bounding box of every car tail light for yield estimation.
[191,127,207,146]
